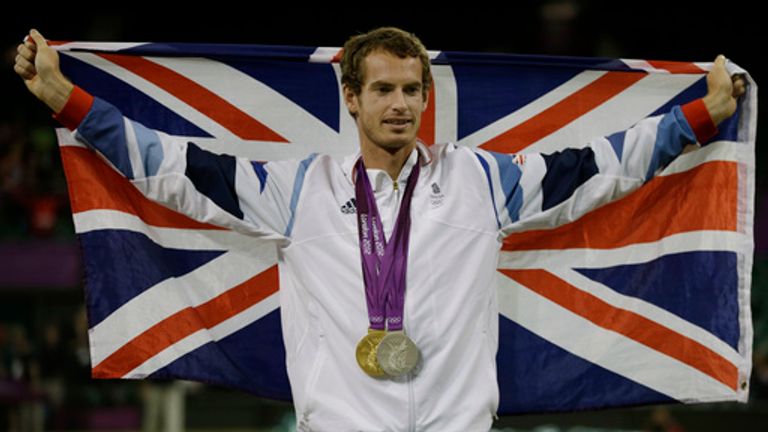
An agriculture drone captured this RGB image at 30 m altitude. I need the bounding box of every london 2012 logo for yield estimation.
[430,182,444,208]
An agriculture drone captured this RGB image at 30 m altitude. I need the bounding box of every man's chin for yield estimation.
[378,132,417,150]
[379,139,415,153]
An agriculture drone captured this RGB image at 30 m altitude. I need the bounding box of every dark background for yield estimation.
[1,3,766,431]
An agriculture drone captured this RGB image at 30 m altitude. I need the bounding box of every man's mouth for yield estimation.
[383,119,412,127]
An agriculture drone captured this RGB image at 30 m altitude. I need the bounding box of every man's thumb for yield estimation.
[27,29,48,48]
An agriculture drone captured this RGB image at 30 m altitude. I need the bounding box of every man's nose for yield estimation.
[390,88,408,111]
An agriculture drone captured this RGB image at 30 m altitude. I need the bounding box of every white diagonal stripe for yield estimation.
[550,268,742,366]
[620,59,667,74]
[498,230,745,269]
[496,273,744,402]
[61,52,242,142]
[457,70,608,149]
[522,73,701,155]
[73,209,262,253]
[54,42,147,52]
[148,56,340,148]
[89,246,277,366]
[658,140,746,176]
[123,292,280,378]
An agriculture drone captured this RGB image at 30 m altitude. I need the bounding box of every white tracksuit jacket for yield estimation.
[57,86,717,432]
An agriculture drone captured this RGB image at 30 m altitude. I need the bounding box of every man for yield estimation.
[15,27,745,431]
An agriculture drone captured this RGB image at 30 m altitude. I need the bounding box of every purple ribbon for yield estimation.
[355,156,420,331]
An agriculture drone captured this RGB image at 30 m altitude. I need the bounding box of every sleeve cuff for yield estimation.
[52,85,94,131]
[681,98,719,144]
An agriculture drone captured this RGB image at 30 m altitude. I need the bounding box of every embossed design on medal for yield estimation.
[356,328,387,377]
[376,331,420,377]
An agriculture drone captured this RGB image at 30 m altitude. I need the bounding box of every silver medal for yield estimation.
[376,331,420,377]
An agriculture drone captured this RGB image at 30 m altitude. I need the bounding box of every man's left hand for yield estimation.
[703,55,747,126]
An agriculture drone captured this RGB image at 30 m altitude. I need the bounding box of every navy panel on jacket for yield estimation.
[541,147,599,211]
[185,142,244,219]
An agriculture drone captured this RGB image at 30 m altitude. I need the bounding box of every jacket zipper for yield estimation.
[408,372,416,432]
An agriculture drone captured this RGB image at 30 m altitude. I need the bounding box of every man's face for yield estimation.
[344,50,428,153]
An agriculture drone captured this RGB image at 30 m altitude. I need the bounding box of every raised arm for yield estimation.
[473,55,747,234]
[15,29,311,240]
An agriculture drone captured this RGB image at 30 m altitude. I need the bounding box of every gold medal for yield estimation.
[356,328,387,377]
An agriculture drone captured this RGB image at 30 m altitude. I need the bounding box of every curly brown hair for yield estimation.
[340,27,432,100]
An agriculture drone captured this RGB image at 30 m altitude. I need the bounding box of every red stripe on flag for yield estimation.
[480,71,646,154]
[96,53,288,143]
[503,161,738,251]
[92,265,279,378]
[418,89,436,145]
[502,268,738,390]
[60,146,224,230]
[647,60,707,74]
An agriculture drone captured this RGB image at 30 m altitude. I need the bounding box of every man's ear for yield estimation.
[343,85,358,117]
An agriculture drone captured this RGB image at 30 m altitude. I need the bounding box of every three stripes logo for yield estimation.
[341,198,357,214]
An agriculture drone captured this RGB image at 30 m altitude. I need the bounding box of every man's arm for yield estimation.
[14,29,308,239]
[473,55,747,234]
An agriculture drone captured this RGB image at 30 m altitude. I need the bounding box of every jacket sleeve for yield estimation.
[471,99,718,235]
[55,86,313,240]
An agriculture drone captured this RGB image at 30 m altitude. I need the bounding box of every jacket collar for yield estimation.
[342,140,433,188]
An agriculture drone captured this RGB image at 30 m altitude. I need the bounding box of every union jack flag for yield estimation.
[51,41,756,413]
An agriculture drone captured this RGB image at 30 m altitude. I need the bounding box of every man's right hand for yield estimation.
[14,29,74,113]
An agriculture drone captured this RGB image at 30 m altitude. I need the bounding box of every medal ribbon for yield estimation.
[355,155,420,331]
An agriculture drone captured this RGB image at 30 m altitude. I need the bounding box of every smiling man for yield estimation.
[341,40,429,180]
[15,26,745,431]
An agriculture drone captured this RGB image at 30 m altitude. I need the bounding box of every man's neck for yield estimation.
[361,141,417,180]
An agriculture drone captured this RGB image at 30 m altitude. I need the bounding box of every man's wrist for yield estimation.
[701,92,732,127]
[42,73,75,114]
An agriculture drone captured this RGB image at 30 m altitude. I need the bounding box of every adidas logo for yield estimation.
[431,182,441,194]
[341,198,357,214]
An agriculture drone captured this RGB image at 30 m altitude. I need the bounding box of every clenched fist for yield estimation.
[14,29,74,113]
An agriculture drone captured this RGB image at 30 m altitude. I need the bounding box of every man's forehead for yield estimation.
[361,50,423,85]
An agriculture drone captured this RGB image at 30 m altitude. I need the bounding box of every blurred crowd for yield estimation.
[0,306,146,430]
[0,119,72,240]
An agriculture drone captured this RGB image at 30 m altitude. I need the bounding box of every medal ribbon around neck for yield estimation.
[354,155,420,332]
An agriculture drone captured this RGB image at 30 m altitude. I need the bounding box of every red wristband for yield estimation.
[52,85,94,131]
[681,99,719,144]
